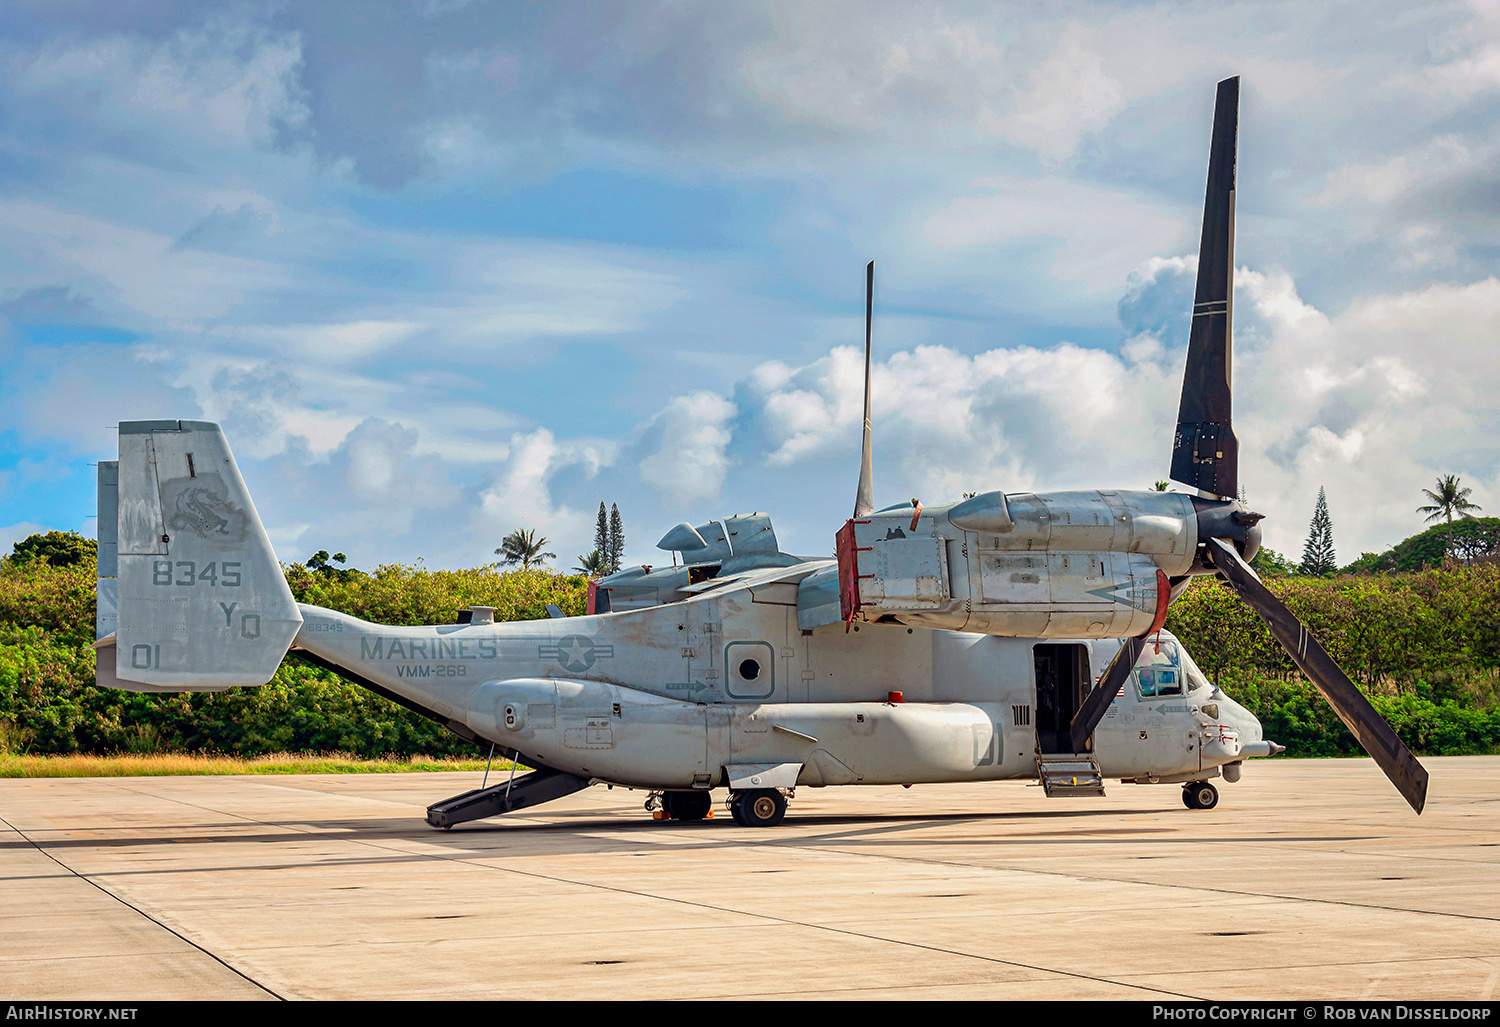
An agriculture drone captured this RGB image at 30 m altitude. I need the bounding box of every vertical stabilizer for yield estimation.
[105,420,301,690]
[96,460,118,643]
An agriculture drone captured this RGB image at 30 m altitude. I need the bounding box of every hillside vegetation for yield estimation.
[1165,565,1500,756]
[1,542,1497,760]
[0,555,587,759]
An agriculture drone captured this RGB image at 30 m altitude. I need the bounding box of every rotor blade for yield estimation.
[1170,76,1240,499]
[1069,636,1147,754]
[854,260,875,518]
[1208,538,1429,814]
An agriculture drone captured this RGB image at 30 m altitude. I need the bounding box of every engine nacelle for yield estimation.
[837,489,1199,639]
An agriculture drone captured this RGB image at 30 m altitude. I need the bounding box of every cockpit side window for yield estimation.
[1177,644,1213,694]
[1135,641,1184,698]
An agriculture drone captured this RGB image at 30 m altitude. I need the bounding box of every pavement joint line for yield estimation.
[0,813,285,1001]
[37,776,1500,996]
[779,842,1500,924]
[72,776,1500,923]
[350,838,1211,1002]
[82,778,1500,929]
[71,783,1209,1002]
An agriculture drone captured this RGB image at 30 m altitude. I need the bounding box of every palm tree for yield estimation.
[1418,474,1482,558]
[574,549,609,577]
[495,528,556,570]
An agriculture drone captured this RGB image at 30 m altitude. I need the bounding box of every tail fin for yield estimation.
[95,420,301,692]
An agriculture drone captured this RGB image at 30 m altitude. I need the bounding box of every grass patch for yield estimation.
[0,751,527,778]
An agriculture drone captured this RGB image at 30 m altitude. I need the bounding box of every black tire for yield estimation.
[1185,782,1218,810]
[663,790,711,821]
[732,788,786,827]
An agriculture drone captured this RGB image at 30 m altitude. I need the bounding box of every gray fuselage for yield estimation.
[291,560,1263,791]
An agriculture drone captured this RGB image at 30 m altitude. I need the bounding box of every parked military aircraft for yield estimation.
[90,77,1427,827]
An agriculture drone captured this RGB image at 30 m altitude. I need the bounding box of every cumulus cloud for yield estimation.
[636,392,737,503]
[3,1,1500,572]
[703,258,1500,562]
[7,12,309,165]
[983,21,1125,160]
[474,428,615,563]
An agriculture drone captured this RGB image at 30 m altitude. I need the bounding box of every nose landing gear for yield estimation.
[1183,781,1220,809]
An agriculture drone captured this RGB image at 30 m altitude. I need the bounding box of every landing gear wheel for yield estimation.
[731,788,786,827]
[662,790,712,821]
[1183,782,1219,810]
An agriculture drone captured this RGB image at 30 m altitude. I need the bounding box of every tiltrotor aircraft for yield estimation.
[90,78,1427,828]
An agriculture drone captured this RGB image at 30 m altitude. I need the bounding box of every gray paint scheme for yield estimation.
[95,420,1271,810]
[99,421,302,688]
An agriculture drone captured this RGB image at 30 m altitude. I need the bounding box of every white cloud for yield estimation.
[921,176,1184,293]
[1317,136,1474,207]
[0,200,292,324]
[474,428,616,564]
[0,522,58,552]
[637,392,737,503]
[13,16,308,154]
[982,22,1125,159]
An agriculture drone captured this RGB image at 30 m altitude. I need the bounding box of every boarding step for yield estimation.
[1036,754,1107,797]
[425,767,589,829]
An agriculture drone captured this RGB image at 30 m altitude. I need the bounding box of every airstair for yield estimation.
[1036,754,1107,797]
[425,767,589,829]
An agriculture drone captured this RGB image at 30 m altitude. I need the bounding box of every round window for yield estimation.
[738,659,760,681]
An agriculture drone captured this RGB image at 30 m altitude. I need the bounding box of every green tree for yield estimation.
[8,531,96,568]
[1418,474,1482,559]
[1152,480,1171,491]
[1300,487,1337,577]
[306,550,361,582]
[1251,547,1296,578]
[574,549,609,577]
[608,503,625,573]
[594,503,609,564]
[495,529,556,570]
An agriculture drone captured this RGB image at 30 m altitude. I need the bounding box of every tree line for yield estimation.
[2,471,1497,763]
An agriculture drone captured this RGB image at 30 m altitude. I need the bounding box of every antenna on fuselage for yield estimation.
[853,260,875,518]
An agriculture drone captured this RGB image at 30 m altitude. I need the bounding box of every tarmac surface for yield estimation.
[2,755,1498,1002]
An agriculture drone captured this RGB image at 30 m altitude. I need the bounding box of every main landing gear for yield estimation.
[644,788,791,826]
[728,788,787,827]
[1182,781,1219,810]
[656,790,713,821]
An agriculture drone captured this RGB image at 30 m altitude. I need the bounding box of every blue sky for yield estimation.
[2,0,1498,571]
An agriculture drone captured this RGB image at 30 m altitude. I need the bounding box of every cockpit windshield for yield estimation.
[1135,638,1212,698]
[1135,641,1183,697]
